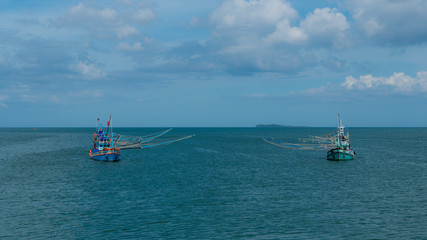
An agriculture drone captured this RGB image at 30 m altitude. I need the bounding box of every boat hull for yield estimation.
[89,150,120,162]
[327,148,355,161]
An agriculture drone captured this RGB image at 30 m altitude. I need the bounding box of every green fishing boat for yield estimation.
[326,113,355,161]
[264,113,355,161]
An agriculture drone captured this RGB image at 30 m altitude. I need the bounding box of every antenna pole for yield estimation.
[109,115,113,148]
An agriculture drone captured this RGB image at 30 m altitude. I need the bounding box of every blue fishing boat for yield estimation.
[89,116,194,162]
[89,116,120,161]
[264,113,355,161]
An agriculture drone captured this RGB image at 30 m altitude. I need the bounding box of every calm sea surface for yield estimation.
[0,127,426,239]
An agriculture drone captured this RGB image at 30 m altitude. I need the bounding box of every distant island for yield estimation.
[256,124,309,128]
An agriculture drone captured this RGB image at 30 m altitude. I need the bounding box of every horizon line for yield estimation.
[1,126,427,128]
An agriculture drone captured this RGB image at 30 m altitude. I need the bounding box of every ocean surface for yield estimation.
[0,127,426,239]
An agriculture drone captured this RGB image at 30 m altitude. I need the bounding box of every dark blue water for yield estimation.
[0,128,426,239]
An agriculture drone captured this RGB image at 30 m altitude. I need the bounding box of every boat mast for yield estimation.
[337,113,344,147]
[109,115,113,148]
[97,117,102,133]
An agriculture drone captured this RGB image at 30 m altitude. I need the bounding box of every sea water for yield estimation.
[0,127,426,239]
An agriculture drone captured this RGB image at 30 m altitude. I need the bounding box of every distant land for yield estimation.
[256,124,310,128]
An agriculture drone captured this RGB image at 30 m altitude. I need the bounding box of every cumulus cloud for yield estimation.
[0,83,54,105]
[300,8,349,48]
[74,61,106,80]
[0,95,8,108]
[211,0,298,28]
[117,24,139,39]
[298,71,427,99]
[211,1,349,46]
[246,93,267,98]
[55,2,156,41]
[2,83,31,94]
[117,0,134,5]
[67,89,104,100]
[207,0,351,74]
[263,19,307,44]
[264,7,349,47]
[347,0,427,45]
[116,42,144,51]
[69,3,118,21]
[189,17,199,27]
[134,9,156,22]
[300,86,328,96]
[58,3,120,36]
[342,71,427,92]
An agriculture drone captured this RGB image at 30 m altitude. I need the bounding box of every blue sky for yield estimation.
[1,0,427,127]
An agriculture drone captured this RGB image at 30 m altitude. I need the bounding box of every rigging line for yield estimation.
[139,135,194,149]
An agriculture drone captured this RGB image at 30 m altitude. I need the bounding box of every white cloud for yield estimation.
[0,95,8,108]
[301,8,348,34]
[56,2,156,42]
[74,61,106,80]
[143,37,154,43]
[210,0,305,72]
[342,72,427,92]
[134,9,156,22]
[70,3,117,21]
[116,42,144,51]
[117,0,133,5]
[247,93,267,98]
[0,84,58,105]
[347,0,427,45]
[211,1,349,47]
[300,8,349,48]
[263,19,307,44]
[2,83,31,94]
[49,95,60,103]
[67,89,104,99]
[301,86,327,95]
[189,17,199,27]
[264,7,349,47]
[117,24,139,39]
[208,0,352,74]
[211,0,298,28]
